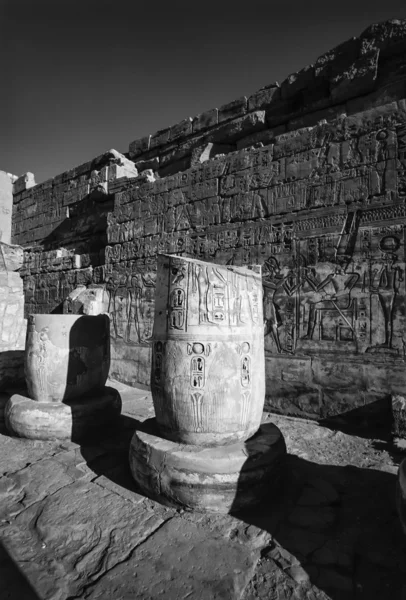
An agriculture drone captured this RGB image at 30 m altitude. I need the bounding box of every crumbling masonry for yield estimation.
[4,19,406,420]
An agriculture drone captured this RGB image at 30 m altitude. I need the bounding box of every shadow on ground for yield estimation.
[77,411,406,600]
[230,431,406,600]
[79,412,147,496]
[0,540,41,600]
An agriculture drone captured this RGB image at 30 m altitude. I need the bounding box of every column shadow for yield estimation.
[230,443,406,600]
[0,540,41,600]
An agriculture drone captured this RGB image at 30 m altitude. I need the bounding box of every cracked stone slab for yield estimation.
[77,516,259,600]
[0,455,89,521]
[242,555,330,600]
[0,479,171,600]
[0,434,63,477]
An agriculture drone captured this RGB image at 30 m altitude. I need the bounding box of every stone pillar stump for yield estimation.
[130,255,286,512]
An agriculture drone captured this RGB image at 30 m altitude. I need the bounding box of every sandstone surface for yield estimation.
[8,19,406,420]
[0,380,405,600]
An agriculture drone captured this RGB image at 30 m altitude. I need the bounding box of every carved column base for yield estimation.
[129,419,286,513]
[4,387,121,442]
[397,458,406,535]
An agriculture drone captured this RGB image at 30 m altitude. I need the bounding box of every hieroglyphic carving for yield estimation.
[261,218,405,358]
[106,263,156,345]
[151,255,265,445]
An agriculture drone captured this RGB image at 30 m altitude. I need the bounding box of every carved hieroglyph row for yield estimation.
[150,255,264,445]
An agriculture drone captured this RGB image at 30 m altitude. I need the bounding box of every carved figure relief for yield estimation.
[107,266,156,345]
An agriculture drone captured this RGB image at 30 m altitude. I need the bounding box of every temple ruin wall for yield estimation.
[9,19,406,418]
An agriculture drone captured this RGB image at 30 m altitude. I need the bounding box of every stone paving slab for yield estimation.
[0,379,405,600]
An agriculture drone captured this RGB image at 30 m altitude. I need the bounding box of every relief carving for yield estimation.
[151,254,265,445]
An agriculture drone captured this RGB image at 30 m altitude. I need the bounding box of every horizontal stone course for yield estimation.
[8,18,406,420]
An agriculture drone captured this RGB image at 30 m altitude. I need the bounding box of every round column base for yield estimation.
[129,419,286,513]
[5,387,121,442]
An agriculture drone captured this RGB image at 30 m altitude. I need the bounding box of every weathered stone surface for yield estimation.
[5,388,121,441]
[0,479,170,599]
[0,171,14,244]
[13,172,35,195]
[218,96,248,123]
[80,517,258,600]
[10,18,406,423]
[151,254,265,446]
[392,395,406,438]
[192,107,218,133]
[0,241,26,392]
[169,117,193,142]
[128,135,151,159]
[0,380,405,599]
[248,84,281,111]
[129,419,286,512]
[25,314,110,403]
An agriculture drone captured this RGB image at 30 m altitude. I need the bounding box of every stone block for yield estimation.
[209,111,266,144]
[190,142,234,166]
[150,127,171,150]
[129,419,286,512]
[315,36,362,79]
[280,66,315,100]
[13,172,36,195]
[360,19,406,55]
[168,117,193,142]
[134,156,160,173]
[0,171,14,244]
[158,156,191,178]
[0,243,23,272]
[287,104,346,131]
[192,108,218,133]
[311,358,366,390]
[128,135,151,159]
[392,395,406,438]
[218,96,247,123]
[330,49,380,103]
[319,388,365,419]
[5,388,121,442]
[346,79,406,115]
[248,84,281,111]
[264,379,320,419]
[236,125,285,150]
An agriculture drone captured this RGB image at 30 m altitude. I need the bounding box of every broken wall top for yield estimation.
[0,243,24,272]
[125,19,406,177]
[12,19,406,200]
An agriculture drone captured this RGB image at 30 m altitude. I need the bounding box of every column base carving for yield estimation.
[4,387,121,442]
[129,418,286,513]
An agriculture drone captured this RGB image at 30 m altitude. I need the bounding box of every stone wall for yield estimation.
[12,150,137,250]
[0,171,16,244]
[11,19,406,418]
[0,243,26,390]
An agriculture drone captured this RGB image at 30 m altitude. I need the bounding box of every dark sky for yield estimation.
[2,0,406,184]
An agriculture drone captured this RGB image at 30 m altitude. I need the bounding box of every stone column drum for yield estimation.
[5,314,121,441]
[152,254,265,446]
[25,313,110,402]
[130,255,286,513]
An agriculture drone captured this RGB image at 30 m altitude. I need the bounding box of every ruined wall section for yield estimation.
[13,18,406,415]
[11,150,138,251]
[127,20,406,181]
[0,171,17,244]
[0,243,26,389]
[104,97,406,415]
